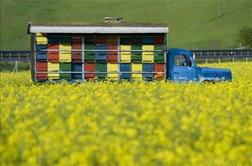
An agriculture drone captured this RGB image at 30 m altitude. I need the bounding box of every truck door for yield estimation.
[166,49,197,81]
[173,54,195,81]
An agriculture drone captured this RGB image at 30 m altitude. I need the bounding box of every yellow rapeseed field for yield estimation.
[1,62,252,166]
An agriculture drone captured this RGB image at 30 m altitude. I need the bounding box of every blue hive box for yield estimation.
[36,44,47,52]
[143,64,154,80]
[120,63,131,80]
[95,45,107,61]
[36,52,47,61]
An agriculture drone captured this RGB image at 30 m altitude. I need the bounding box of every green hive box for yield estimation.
[60,63,71,80]
[131,45,142,62]
[85,45,96,61]
[95,63,107,79]
[154,45,164,62]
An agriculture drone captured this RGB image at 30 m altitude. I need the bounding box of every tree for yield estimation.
[239,27,252,48]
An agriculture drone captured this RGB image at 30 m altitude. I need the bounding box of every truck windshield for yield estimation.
[174,55,190,66]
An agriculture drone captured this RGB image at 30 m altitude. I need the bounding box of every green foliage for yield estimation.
[239,27,252,47]
[0,62,30,71]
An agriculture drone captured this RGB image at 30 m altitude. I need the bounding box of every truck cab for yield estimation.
[167,48,232,82]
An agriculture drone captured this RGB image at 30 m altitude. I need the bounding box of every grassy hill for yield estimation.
[1,0,252,50]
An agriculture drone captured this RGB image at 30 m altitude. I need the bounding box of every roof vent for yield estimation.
[104,17,123,23]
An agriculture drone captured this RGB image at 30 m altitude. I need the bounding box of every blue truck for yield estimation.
[167,48,232,82]
[28,20,232,82]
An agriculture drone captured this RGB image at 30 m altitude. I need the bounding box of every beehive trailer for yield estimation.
[27,21,232,82]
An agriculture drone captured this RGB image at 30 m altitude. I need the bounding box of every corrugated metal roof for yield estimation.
[28,22,168,34]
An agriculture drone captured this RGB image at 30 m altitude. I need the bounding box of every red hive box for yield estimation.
[48,43,59,62]
[36,62,47,71]
[107,45,118,62]
[72,51,82,62]
[154,63,165,80]
[155,36,164,45]
[36,62,47,81]
[36,73,47,81]
[72,38,82,62]
[84,63,95,79]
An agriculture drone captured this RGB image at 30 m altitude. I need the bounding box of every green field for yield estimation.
[1,0,252,50]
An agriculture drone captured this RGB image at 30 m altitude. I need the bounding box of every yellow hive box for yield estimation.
[107,63,119,80]
[59,52,71,62]
[132,63,142,80]
[59,44,71,51]
[48,73,59,80]
[132,63,142,72]
[132,74,142,80]
[36,36,48,45]
[107,63,118,72]
[120,45,131,62]
[48,63,59,72]
[142,45,154,51]
[107,73,119,80]
[142,52,154,63]
[120,52,131,62]
[36,33,46,37]
[142,45,154,63]
[120,45,131,51]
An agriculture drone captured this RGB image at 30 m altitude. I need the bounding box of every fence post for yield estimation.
[232,58,234,62]
[218,58,221,63]
[205,58,208,63]
[13,61,18,72]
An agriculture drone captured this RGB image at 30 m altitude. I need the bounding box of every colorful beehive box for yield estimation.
[142,37,154,44]
[48,43,59,62]
[36,33,48,44]
[32,35,166,81]
[95,63,107,79]
[36,73,47,81]
[60,63,71,80]
[72,37,82,62]
[47,62,59,80]
[155,36,164,44]
[36,62,47,72]
[85,63,95,80]
[71,63,82,80]
[131,45,142,62]
[107,45,118,62]
[120,45,131,62]
[59,44,71,62]
[85,44,95,62]
[143,64,154,80]
[154,63,165,80]
[95,45,107,61]
[36,44,47,52]
[154,45,164,63]
[120,63,131,80]
[29,23,167,82]
[36,62,47,81]
[107,63,119,80]
[36,52,47,61]
[132,63,142,80]
[142,45,154,63]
